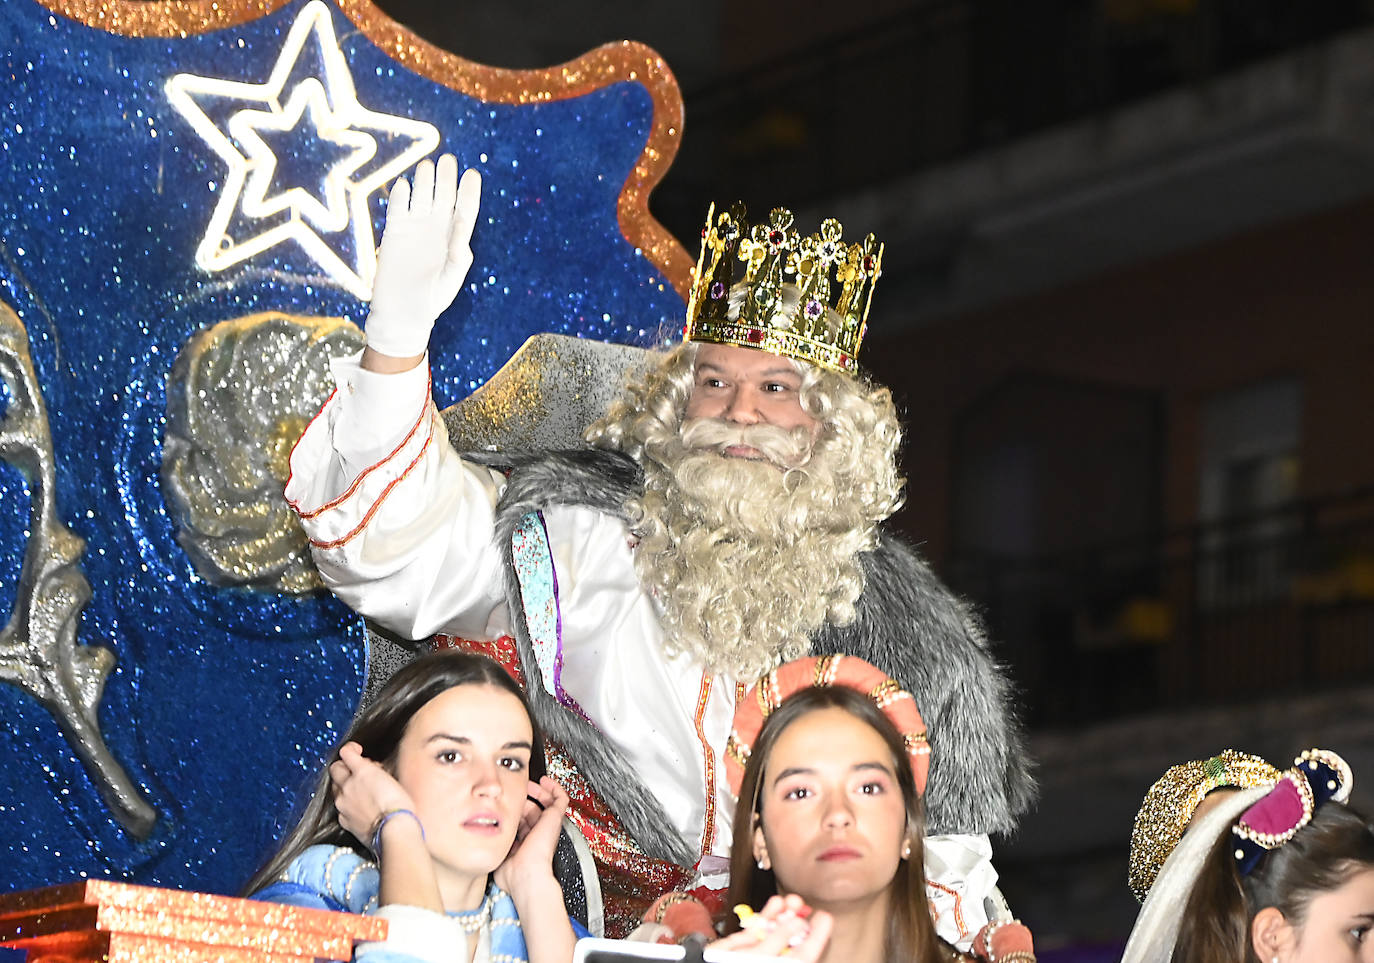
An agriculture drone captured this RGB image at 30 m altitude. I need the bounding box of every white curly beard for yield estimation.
[630,417,875,680]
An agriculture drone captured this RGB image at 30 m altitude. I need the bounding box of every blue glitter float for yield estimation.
[0,0,688,895]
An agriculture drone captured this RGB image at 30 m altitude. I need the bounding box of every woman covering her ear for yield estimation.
[244,650,585,963]
[1122,748,1374,963]
[642,654,1034,963]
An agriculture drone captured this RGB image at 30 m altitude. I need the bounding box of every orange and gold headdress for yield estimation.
[684,203,883,375]
[724,654,928,800]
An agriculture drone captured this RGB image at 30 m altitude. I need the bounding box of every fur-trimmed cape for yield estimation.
[468,447,1036,869]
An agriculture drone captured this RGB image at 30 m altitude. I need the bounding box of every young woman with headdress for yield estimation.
[1122,748,1374,963]
[244,650,585,963]
[637,654,1034,963]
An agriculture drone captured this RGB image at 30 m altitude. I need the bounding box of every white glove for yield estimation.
[365,154,482,359]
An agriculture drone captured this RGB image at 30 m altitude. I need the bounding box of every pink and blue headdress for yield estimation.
[1232,748,1353,875]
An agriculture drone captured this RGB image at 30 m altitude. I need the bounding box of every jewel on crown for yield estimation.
[683,202,884,375]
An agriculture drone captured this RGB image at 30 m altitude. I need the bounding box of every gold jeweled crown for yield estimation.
[683,203,883,375]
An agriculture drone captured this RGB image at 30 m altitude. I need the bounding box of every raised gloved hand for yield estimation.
[364,153,482,359]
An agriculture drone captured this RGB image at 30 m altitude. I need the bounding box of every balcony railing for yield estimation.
[660,0,1374,230]
[949,483,1374,727]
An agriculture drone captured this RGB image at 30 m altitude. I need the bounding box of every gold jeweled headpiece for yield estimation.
[1127,749,1281,902]
[683,203,884,375]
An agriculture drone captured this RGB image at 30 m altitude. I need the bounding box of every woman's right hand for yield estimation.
[329,741,415,849]
[333,743,444,913]
[708,894,834,962]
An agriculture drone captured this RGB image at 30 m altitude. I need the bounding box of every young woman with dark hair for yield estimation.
[1123,749,1374,963]
[245,650,583,963]
[685,655,1033,963]
[721,683,943,961]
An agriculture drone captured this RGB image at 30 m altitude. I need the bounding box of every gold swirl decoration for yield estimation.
[38,0,692,301]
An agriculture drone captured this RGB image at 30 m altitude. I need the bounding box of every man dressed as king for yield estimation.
[286,155,1036,942]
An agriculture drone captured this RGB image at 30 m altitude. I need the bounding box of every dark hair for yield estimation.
[1172,801,1374,963]
[725,685,944,961]
[243,651,543,896]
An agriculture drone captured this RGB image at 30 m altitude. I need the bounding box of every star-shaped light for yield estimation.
[165,0,440,298]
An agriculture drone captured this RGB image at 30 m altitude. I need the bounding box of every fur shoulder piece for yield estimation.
[811,532,1037,836]
[467,447,643,523]
[480,447,695,867]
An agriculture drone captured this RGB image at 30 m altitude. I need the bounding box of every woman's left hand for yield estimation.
[493,775,568,901]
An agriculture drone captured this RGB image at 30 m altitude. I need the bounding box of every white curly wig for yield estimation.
[584,287,904,679]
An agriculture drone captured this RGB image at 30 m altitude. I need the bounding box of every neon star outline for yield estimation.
[165,0,440,298]
[231,78,375,232]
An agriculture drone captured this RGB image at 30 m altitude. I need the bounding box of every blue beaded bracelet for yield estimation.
[370,808,425,857]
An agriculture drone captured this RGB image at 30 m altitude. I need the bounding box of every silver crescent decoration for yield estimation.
[162,313,363,593]
[0,298,156,839]
[440,333,652,453]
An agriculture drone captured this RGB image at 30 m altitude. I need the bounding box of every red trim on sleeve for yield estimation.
[287,368,434,521]
[305,428,434,550]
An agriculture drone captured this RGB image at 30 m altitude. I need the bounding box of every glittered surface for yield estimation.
[546,740,692,937]
[441,332,652,454]
[1,300,155,841]
[0,0,688,896]
[163,313,365,594]
[0,877,382,932]
[1126,749,1280,901]
[0,878,385,958]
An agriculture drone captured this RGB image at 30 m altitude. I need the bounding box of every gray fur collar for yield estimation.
[470,448,1035,866]
[471,449,694,865]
